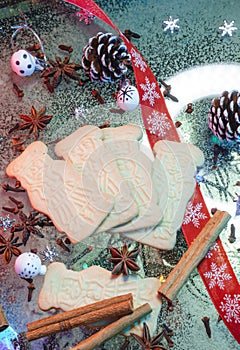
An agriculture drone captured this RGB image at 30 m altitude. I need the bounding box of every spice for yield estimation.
[56,238,70,252]
[109,243,140,276]
[13,83,24,98]
[175,121,182,128]
[26,43,41,51]
[162,323,173,337]
[185,103,193,113]
[211,207,218,215]
[123,29,141,41]
[16,105,53,140]
[202,316,211,338]
[2,183,25,192]
[0,231,22,264]
[41,55,81,91]
[2,206,19,214]
[163,88,179,102]
[98,120,110,129]
[43,78,54,93]
[91,89,105,104]
[27,283,35,302]
[70,246,92,264]
[162,329,174,347]
[26,294,134,341]
[58,44,73,53]
[228,223,236,243]
[11,136,26,152]
[0,305,9,331]
[212,144,227,170]
[158,210,231,302]
[13,210,44,245]
[9,196,24,209]
[131,322,167,350]
[70,303,152,350]
[15,180,22,189]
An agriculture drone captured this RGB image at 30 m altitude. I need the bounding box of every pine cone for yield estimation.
[208,90,240,142]
[82,32,131,83]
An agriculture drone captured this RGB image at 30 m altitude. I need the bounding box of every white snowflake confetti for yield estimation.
[183,202,208,228]
[75,9,95,25]
[163,16,180,34]
[219,20,237,37]
[40,246,58,262]
[140,77,160,106]
[203,262,232,290]
[130,48,147,72]
[220,294,240,323]
[0,215,15,231]
[147,110,171,137]
[72,104,88,121]
[205,242,220,258]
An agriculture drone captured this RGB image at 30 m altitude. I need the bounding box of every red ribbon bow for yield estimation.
[65,0,240,342]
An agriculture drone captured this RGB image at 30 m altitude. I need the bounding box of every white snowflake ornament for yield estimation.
[219,20,237,37]
[76,9,95,25]
[117,84,139,111]
[40,246,58,263]
[0,215,15,231]
[163,16,180,34]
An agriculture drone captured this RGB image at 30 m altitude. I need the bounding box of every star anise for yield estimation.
[131,323,167,350]
[41,55,81,90]
[13,210,44,246]
[17,105,53,140]
[0,231,22,264]
[109,243,140,276]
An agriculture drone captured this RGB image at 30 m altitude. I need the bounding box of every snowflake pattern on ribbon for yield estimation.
[130,48,147,72]
[147,110,171,137]
[140,77,160,106]
[204,262,232,290]
[205,242,220,258]
[220,294,240,323]
[183,202,208,227]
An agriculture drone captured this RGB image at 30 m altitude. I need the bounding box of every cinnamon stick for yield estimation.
[158,210,231,302]
[70,303,152,350]
[28,293,132,331]
[0,305,9,331]
[25,296,133,341]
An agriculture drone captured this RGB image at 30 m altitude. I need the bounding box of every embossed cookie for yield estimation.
[123,140,204,249]
[38,262,162,336]
[107,140,162,232]
[6,141,114,243]
[55,125,143,232]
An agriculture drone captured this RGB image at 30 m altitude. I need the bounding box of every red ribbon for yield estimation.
[65,0,240,341]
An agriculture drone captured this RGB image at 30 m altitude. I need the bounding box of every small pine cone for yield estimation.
[208,90,240,142]
[82,32,131,83]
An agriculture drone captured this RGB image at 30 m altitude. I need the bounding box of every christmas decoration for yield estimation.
[82,32,131,83]
[208,90,240,142]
